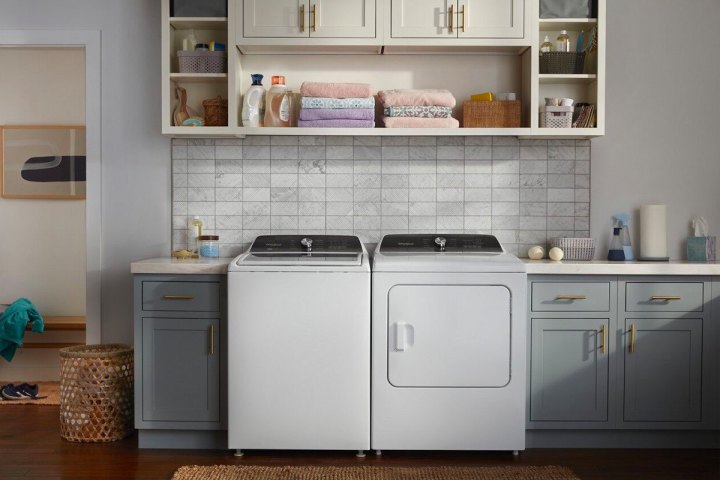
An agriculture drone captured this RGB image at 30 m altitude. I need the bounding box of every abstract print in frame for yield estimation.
[0,125,86,199]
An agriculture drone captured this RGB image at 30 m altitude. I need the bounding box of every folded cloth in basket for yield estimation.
[298,119,375,128]
[383,106,453,118]
[299,108,375,121]
[300,97,375,109]
[383,116,459,128]
[300,82,372,99]
[378,89,456,108]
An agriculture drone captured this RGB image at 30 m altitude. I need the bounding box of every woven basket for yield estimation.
[540,106,574,128]
[550,237,595,260]
[203,96,228,126]
[540,51,586,74]
[177,50,226,73]
[463,100,521,128]
[59,344,134,442]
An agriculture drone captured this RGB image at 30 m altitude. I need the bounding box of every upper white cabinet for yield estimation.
[391,0,523,39]
[241,0,376,39]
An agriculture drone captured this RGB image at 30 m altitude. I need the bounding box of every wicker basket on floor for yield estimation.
[59,344,134,442]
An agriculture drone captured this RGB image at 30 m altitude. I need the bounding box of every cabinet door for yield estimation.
[391,0,454,38]
[530,318,609,422]
[458,0,523,38]
[142,317,220,423]
[622,317,703,422]
[311,0,375,38]
[244,0,309,38]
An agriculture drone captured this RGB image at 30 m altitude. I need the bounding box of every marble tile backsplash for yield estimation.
[171,136,590,257]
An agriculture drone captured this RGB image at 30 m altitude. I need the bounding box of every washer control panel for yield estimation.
[250,235,363,256]
[379,234,503,254]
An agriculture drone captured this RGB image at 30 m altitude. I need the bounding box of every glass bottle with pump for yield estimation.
[264,75,293,128]
[188,216,203,254]
[556,30,570,52]
[540,35,554,54]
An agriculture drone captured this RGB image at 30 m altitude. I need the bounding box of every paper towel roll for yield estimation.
[640,204,667,259]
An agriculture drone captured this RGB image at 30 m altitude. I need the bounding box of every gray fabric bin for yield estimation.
[172,0,227,17]
[540,0,595,18]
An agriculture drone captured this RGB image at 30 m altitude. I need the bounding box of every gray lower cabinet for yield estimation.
[134,274,226,449]
[528,275,718,435]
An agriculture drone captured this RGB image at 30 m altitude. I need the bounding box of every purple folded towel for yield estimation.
[298,119,375,128]
[299,108,375,121]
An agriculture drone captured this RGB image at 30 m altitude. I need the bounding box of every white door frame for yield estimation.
[0,30,102,343]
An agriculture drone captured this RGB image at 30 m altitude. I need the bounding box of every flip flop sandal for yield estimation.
[1,384,25,400]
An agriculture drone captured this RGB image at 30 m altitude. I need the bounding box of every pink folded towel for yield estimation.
[378,89,456,108]
[298,119,375,128]
[300,82,373,99]
[299,108,375,121]
[383,117,459,128]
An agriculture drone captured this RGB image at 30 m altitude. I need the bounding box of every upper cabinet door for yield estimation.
[458,0,524,38]
[391,0,454,38]
[244,0,309,38]
[311,0,375,38]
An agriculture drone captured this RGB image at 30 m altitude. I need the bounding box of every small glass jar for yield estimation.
[198,235,220,258]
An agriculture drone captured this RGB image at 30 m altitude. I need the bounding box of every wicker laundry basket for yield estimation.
[202,96,228,126]
[59,344,134,442]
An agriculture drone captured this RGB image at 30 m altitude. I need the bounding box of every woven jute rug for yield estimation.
[171,465,580,480]
[0,381,60,406]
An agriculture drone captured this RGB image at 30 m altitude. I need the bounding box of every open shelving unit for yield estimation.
[161,0,605,138]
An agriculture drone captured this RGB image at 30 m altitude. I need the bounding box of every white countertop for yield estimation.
[132,257,720,276]
[524,259,720,275]
[131,257,232,275]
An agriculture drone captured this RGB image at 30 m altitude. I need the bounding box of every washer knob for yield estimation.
[300,237,313,252]
[435,236,447,252]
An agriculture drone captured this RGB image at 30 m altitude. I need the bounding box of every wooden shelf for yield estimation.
[21,342,84,349]
[539,74,597,84]
[27,316,86,331]
[534,127,602,137]
[539,18,597,31]
[170,17,227,30]
[169,73,227,84]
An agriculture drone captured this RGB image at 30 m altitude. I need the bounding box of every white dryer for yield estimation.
[228,235,370,455]
[371,234,527,452]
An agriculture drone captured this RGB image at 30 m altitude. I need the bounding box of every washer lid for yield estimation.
[240,235,363,266]
[380,234,503,254]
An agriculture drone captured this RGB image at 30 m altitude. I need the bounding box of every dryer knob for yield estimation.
[435,236,447,252]
[300,237,313,251]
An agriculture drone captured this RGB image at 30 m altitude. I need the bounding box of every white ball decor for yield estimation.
[549,247,564,261]
[527,245,545,260]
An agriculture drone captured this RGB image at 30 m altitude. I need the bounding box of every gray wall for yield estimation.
[0,0,170,344]
[592,0,720,259]
[1,0,718,345]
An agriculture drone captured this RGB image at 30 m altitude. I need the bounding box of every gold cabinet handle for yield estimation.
[629,323,636,353]
[650,295,681,301]
[460,4,466,32]
[311,3,317,32]
[163,295,194,300]
[555,295,587,300]
[600,324,607,354]
[448,4,454,34]
[209,324,215,355]
[300,4,305,32]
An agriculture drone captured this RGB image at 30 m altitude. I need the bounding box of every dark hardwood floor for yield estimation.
[0,405,718,480]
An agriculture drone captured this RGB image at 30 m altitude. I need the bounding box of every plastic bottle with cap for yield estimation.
[556,30,570,52]
[188,216,203,253]
[242,74,266,127]
[540,35,553,53]
[264,75,293,127]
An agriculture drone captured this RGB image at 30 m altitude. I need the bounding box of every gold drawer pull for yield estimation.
[600,324,607,354]
[629,323,636,353]
[311,4,317,32]
[650,295,681,301]
[448,4,454,33]
[460,4,466,32]
[209,324,215,355]
[163,295,194,300]
[555,295,587,300]
[300,4,305,32]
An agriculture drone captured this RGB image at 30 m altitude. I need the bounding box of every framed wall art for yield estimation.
[0,125,86,199]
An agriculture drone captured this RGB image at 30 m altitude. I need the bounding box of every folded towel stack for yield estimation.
[299,82,375,128]
[378,89,459,128]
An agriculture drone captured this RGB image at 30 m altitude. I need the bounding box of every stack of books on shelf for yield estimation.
[572,103,596,128]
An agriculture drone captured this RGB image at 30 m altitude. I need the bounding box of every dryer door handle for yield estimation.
[394,322,411,352]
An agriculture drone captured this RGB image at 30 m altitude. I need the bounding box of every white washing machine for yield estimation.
[371,234,527,452]
[227,235,370,455]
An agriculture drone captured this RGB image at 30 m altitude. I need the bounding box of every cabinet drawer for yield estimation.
[142,281,220,312]
[625,282,704,312]
[532,282,610,312]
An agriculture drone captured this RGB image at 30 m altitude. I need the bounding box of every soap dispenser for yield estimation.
[613,213,634,261]
[607,227,626,261]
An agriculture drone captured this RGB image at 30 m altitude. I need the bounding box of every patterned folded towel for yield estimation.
[298,119,375,128]
[383,117,459,128]
[378,89,456,108]
[300,82,372,99]
[299,108,375,121]
[383,106,453,118]
[301,97,375,109]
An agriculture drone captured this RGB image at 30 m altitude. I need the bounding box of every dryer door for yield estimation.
[387,284,511,387]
